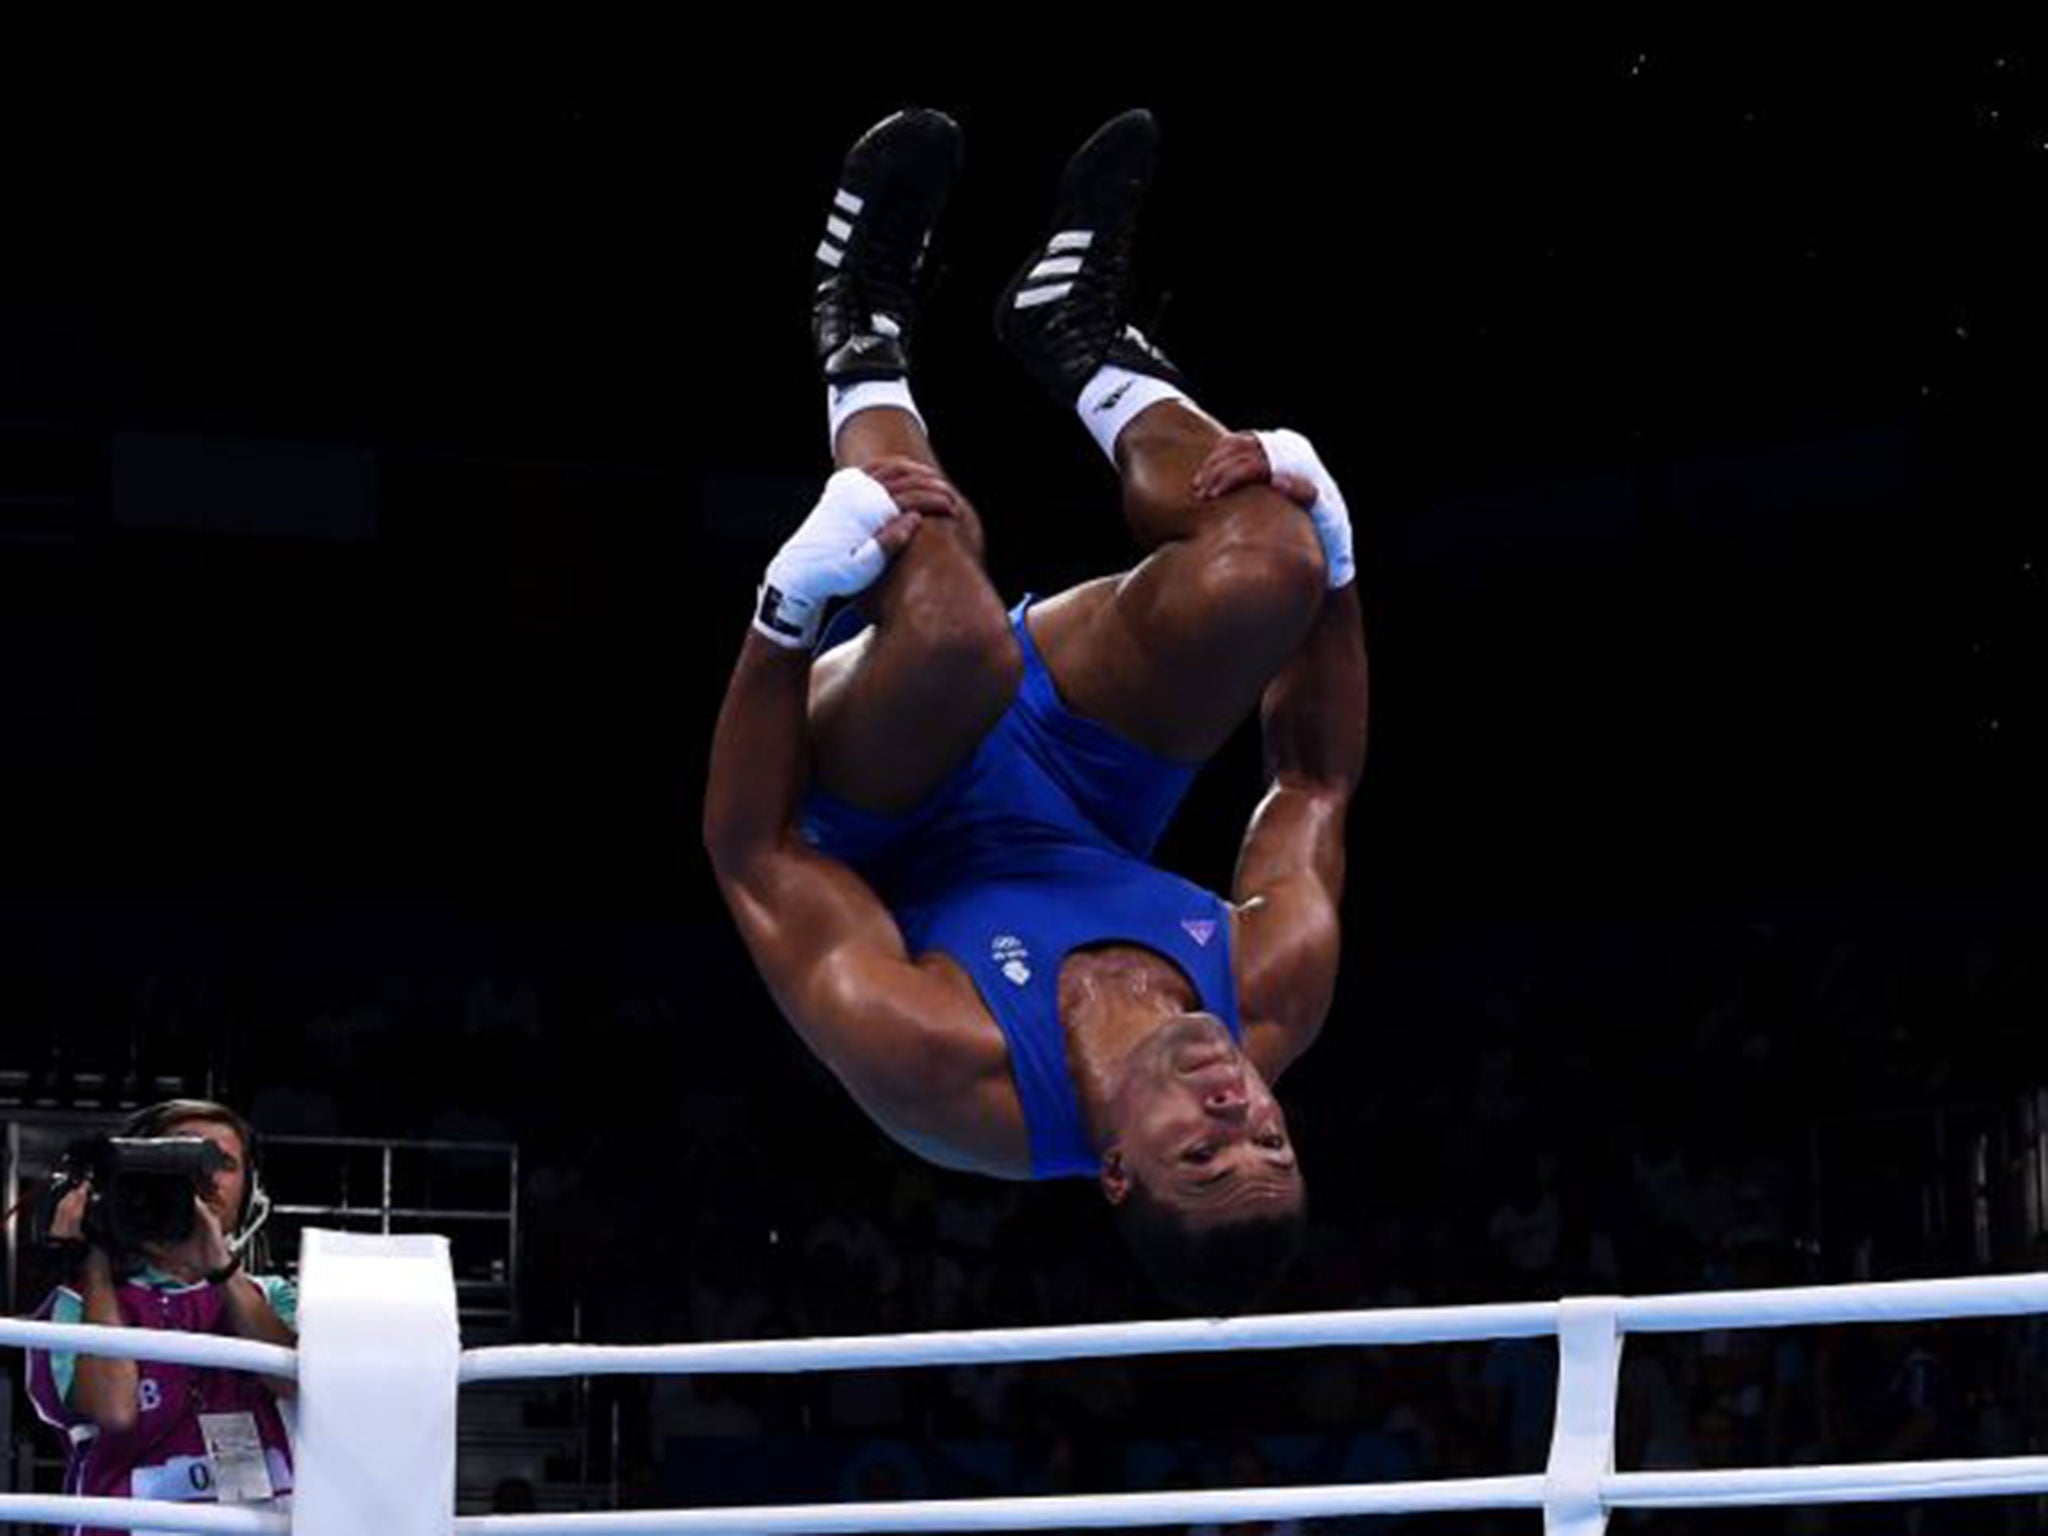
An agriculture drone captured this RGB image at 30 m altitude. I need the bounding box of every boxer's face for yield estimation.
[1099,1014,1302,1220]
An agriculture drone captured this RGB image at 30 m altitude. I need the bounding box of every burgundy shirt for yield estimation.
[24,1268,295,1534]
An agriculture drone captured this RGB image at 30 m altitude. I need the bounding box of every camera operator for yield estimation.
[22,1100,297,1527]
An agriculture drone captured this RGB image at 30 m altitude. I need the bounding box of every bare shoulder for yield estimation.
[837,952,1033,1180]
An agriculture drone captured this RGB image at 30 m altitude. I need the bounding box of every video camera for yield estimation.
[31,1134,230,1260]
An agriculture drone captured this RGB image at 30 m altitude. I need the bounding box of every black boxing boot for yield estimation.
[813,108,964,385]
[994,108,1183,405]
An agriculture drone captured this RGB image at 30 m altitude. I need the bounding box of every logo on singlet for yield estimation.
[1181,918,1217,947]
[991,934,1032,986]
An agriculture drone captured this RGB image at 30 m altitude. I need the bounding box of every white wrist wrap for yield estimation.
[753,467,902,649]
[1253,427,1356,589]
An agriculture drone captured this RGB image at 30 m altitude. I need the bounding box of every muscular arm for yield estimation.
[1234,582,1368,1078]
[703,478,991,1120]
[706,636,989,1114]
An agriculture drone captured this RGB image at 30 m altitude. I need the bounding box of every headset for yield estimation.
[119,1099,275,1264]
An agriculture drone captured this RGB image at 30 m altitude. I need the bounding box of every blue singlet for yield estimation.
[802,598,1241,1179]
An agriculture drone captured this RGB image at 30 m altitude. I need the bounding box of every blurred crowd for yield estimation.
[8,914,2047,1531]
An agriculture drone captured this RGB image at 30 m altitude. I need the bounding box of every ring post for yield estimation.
[294,1229,460,1536]
[1544,1296,1623,1536]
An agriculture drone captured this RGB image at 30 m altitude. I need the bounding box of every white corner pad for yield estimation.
[1544,1295,1624,1536]
[293,1230,460,1536]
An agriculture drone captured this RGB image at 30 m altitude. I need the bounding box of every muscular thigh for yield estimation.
[1030,494,1324,763]
[1034,400,1330,763]
[806,527,1025,815]
[1029,571,1232,764]
[1017,576,1161,742]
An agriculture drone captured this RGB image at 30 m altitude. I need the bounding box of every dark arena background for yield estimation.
[3,39,2048,1535]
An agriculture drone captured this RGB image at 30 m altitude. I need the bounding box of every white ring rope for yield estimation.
[1608,1456,2048,1508]
[8,1250,2048,1536]
[440,1457,2048,1536]
[449,1476,1553,1534]
[461,1272,2048,1384]
[0,1315,298,1377]
[460,1302,1557,1383]
[0,1493,289,1533]
[1618,1272,2048,1332]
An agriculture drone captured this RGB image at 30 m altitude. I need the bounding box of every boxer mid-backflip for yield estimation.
[705,108,1368,1311]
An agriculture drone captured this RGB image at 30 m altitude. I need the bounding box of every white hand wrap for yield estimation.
[1252,428,1356,589]
[753,467,902,649]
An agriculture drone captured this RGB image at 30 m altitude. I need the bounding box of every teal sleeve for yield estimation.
[45,1288,84,1406]
[252,1273,298,1332]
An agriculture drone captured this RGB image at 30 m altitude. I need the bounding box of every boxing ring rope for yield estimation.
[458,1271,2048,1380]
[0,1498,288,1534]
[0,1317,297,1379]
[4,1236,2048,1536]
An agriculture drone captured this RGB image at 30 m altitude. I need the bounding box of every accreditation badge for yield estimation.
[197,1411,276,1503]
